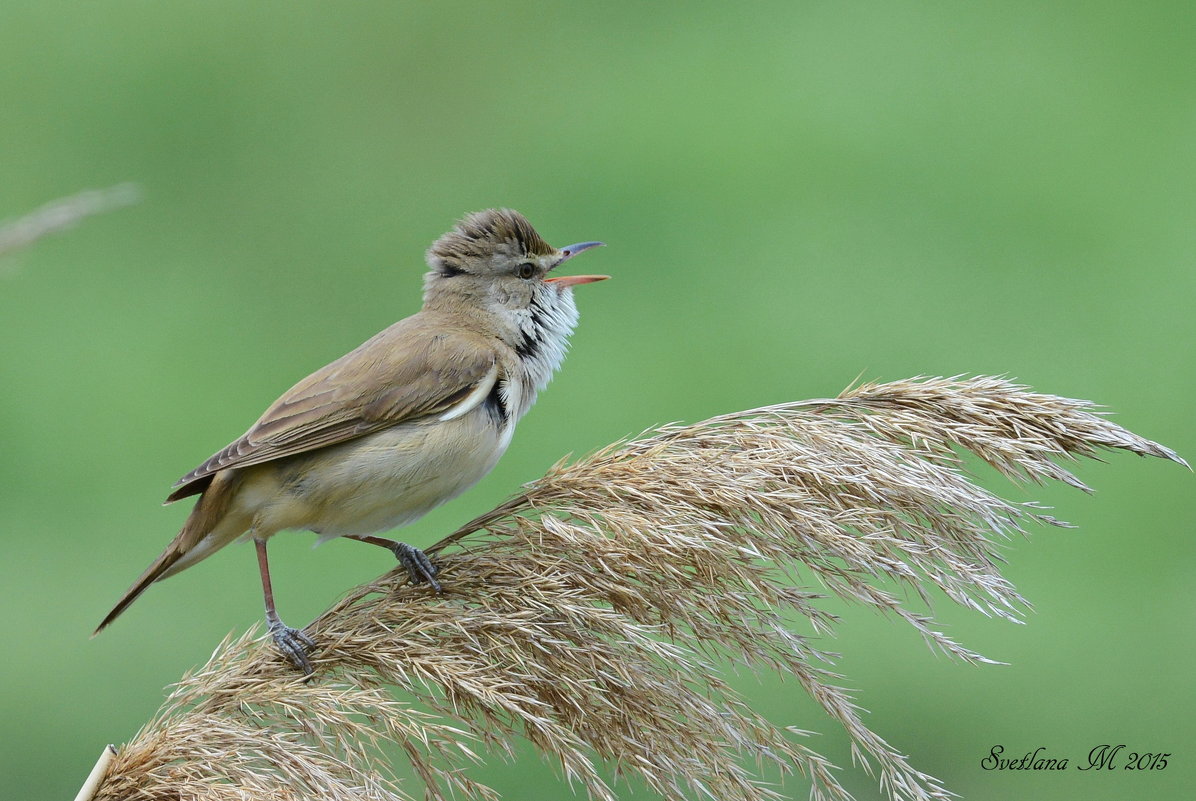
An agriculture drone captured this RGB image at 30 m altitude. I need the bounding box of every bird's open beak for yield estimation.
[546,241,609,288]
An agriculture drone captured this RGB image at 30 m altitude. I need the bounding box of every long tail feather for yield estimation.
[94,470,243,635]
[93,548,186,635]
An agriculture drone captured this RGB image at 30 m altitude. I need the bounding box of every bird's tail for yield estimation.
[93,471,242,636]
[92,544,186,635]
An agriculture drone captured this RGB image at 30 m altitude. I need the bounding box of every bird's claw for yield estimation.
[268,618,317,675]
[394,542,442,592]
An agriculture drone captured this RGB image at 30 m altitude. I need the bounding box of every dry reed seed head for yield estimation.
[94,376,1184,801]
[833,375,1186,480]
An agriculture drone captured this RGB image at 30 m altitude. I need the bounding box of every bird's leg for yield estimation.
[255,536,316,675]
[344,534,442,592]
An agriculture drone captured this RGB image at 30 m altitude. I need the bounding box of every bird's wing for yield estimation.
[166,316,500,503]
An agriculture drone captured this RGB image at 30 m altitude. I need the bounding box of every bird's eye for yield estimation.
[516,262,536,280]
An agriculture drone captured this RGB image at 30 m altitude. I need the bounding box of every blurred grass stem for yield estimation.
[0,184,140,263]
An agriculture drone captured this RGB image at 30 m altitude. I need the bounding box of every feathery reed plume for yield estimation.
[90,376,1185,801]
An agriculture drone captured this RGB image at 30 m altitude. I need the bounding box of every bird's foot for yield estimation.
[267,617,316,675]
[394,542,442,592]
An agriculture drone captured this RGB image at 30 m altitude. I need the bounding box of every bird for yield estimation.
[94,209,607,673]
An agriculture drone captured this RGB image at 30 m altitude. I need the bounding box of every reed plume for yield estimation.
[89,375,1185,801]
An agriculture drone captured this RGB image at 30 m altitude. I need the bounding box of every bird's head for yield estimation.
[423,209,606,315]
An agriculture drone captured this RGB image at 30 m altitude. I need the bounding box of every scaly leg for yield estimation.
[255,536,316,674]
[344,535,442,593]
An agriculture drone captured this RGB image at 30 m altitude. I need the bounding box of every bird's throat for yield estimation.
[526,287,579,377]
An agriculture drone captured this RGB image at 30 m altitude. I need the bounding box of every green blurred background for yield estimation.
[2,2,1192,799]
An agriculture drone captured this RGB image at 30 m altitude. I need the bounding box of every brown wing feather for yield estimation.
[166,312,499,503]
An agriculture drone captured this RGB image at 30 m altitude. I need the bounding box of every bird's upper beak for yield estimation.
[546,241,609,288]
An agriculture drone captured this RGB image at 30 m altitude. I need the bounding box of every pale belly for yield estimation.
[236,411,511,540]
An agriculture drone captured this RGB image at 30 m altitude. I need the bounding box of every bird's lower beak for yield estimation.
[547,241,608,288]
[545,273,610,288]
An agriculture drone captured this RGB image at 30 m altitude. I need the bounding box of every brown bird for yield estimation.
[95,209,607,673]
